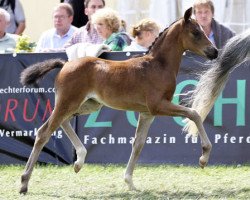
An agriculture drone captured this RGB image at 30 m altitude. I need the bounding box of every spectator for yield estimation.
[62,0,88,28]
[64,0,105,48]
[124,18,160,52]
[0,8,18,53]
[92,7,130,51]
[35,3,78,52]
[0,0,25,35]
[193,0,235,49]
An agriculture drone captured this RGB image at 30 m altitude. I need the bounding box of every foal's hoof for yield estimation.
[124,175,137,191]
[199,156,207,169]
[126,181,137,191]
[74,162,83,173]
[19,186,28,195]
[128,185,137,191]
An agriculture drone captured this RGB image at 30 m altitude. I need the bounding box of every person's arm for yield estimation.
[14,21,25,35]
[14,0,26,35]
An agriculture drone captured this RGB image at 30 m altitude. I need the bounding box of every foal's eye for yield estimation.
[192,31,201,38]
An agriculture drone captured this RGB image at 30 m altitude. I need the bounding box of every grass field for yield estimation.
[0,164,249,200]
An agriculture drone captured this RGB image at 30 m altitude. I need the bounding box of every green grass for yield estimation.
[0,164,249,200]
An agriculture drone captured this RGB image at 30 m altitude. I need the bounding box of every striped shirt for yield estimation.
[64,22,103,48]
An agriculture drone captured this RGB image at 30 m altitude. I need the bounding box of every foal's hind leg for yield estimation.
[61,99,102,173]
[124,112,154,190]
[20,111,66,194]
[19,97,97,194]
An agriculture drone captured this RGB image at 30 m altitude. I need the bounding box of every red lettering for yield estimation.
[4,99,18,121]
[2,98,54,122]
[23,99,40,122]
[42,99,53,121]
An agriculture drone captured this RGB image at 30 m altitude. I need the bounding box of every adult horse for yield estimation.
[184,29,250,136]
[19,7,218,194]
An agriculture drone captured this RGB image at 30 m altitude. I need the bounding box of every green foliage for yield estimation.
[0,164,249,199]
[15,35,36,53]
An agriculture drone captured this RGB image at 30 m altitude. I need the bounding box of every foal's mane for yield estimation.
[146,19,180,55]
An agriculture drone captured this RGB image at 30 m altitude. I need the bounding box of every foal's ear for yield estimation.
[184,7,193,22]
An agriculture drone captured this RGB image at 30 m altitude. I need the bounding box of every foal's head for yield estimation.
[181,7,218,60]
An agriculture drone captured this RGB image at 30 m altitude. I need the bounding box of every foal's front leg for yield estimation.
[61,120,87,173]
[124,112,154,190]
[61,100,102,172]
[149,100,212,168]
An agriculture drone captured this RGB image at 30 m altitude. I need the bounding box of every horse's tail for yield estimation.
[183,30,250,136]
[20,59,65,86]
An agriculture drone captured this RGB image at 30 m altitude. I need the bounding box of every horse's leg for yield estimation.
[149,100,212,168]
[19,97,99,194]
[20,110,66,194]
[61,99,102,173]
[61,120,87,173]
[124,112,154,190]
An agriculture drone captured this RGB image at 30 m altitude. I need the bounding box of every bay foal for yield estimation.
[19,8,218,194]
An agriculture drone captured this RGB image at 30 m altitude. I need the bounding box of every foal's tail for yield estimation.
[183,30,250,136]
[20,59,65,86]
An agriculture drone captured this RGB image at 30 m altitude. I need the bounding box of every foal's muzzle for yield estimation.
[204,46,218,60]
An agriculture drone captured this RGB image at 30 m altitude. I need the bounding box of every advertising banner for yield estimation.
[0,53,73,164]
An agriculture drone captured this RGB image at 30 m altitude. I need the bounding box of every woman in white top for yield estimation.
[124,18,160,52]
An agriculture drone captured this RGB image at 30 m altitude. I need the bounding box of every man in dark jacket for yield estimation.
[193,0,235,49]
[181,0,235,74]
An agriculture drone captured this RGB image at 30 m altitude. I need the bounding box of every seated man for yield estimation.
[0,8,18,53]
[35,3,78,52]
